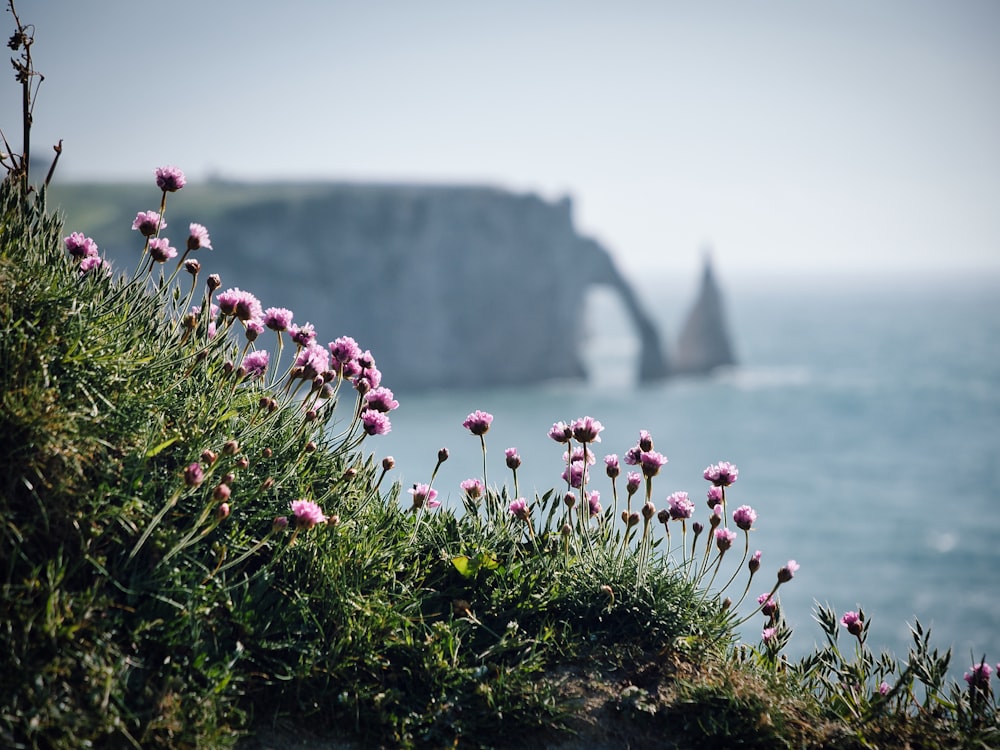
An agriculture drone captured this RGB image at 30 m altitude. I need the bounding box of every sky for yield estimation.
[8,0,1000,280]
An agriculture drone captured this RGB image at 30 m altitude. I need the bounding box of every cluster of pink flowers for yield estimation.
[964,661,995,692]
[63,231,109,276]
[621,430,667,478]
[66,166,397,451]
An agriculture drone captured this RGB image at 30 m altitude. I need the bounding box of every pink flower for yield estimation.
[463,410,493,436]
[733,505,757,531]
[408,483,439,510]
[757,592,777,617]
[132,210,165,237]
[290,322,316,347]
[263,307,294,332]
[295,342,330,380]
[547,421,572,443]
[364,386,399,413]
[625,471,642,495]
[460,478,484,500]
[878,681,890,696]
[353,360,381,392]
[291,499,326,529]
[217,287,262,322]
[704,461,739,487]
[361,410,391,436]
[155,165,186,192]
[64,231,98,259]
[667,491,694,521]
[505,447,521,470]
[706,485,724,508]
[762,627,777,643]
[604,454,620,478]
[329,335,362,365]
[638,450,667,478]
[187,223,212,251]
[79,255,109,276]
[777,560,799,583]
[508,497,529,521]
[637,430,653,451]
[563,446,595,466]
[715,527,736,552]
[240,350,269,379]
[148,237,177,263]
[561,461,588,489]
[748,550,762,574]
[570,416,604,443]
[964,662,992,691]
[587,490,602,517]
[840,611,863,638]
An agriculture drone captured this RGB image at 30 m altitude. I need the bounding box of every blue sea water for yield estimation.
[374,271,1000,676]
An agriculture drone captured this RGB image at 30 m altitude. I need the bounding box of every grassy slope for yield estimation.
[2,177,998,749]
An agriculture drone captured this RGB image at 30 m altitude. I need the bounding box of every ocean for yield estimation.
[373,271,1000,676]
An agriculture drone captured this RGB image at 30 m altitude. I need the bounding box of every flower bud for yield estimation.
[222,440,239,455]
[777,560,799,583]
[213,483,231,501]
[627,511,640,528]
[382,456,396,471]
[304,440,317,453]
[438,447,450,463]
[207,273,221,291]
[236,456,249,469]
[564,492,576,508]
[261,477,275,491]
[262,447,273,458]
[216,502,230,520]
[272,516,288,533]
[656,509,670,525]
[222,472,235,486]
[304,409,317,422]
[201,449,218,466]
[642,501,655,521]
[184,258,200,276]
[342,467,357,480]
[183,462,204,487]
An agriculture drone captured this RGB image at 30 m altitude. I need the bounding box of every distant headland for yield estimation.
[50,181,735,390]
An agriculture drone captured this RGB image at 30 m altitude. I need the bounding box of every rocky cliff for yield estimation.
[673,255,737,374]
[50,182,671,391]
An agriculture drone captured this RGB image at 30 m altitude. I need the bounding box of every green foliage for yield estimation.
[0,175,731,748]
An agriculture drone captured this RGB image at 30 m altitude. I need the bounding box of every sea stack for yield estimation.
[673,254,737,374]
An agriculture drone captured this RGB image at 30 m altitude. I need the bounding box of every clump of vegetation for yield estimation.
[2,3,998,748]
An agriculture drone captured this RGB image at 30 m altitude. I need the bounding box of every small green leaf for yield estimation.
[451,555,478,578]
[146,436,180,457]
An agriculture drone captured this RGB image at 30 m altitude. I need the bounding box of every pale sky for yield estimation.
[11,0,1000,280]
